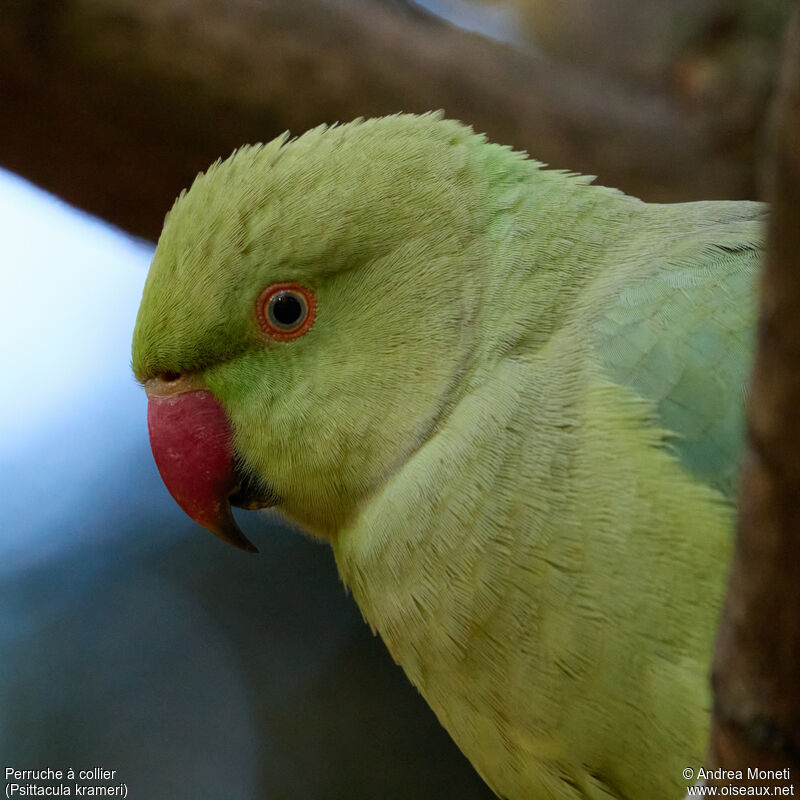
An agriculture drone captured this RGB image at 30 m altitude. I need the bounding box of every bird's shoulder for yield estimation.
[588,200,764,498]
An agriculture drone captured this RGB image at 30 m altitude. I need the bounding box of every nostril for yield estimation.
[145,371,202,398]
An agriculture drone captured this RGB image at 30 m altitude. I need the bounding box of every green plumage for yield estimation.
[132,114,765,799]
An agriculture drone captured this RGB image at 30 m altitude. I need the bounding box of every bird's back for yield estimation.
[335,192,765,799]
[592,199,764,499]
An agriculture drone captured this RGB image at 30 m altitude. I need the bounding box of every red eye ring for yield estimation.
[256,282,316,341]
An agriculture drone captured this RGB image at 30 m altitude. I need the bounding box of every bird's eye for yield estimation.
[256,282,316,341]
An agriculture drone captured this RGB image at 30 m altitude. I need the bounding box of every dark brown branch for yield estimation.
[0,0,766,241]
[709,5,800,787]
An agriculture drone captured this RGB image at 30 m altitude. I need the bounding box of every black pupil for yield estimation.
[271,293,303,327]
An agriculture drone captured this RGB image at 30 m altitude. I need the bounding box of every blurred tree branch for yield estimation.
[709,4,800,788]
[0,0,778,241]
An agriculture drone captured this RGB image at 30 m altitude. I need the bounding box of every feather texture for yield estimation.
[132,114,765,799]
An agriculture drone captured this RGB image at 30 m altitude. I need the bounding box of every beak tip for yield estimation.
[205,510,260,554]
[239,538,260,555]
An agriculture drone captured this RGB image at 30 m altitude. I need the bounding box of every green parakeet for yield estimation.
[132,113,765,799]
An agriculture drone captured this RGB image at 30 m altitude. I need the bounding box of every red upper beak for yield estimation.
[145,374,259,553]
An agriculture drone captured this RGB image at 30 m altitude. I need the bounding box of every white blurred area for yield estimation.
[416,0,530,48]
[0,169,154,571]
[0,167,152,450]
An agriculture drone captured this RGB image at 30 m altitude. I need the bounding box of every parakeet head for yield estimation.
[132,114,530,548]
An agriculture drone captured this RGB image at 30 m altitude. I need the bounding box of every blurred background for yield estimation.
[0,1,795,797]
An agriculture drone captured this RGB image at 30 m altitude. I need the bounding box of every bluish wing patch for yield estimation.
[594,237,758,500]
